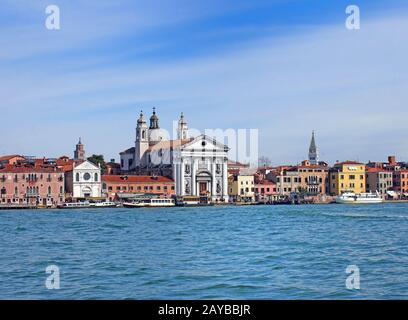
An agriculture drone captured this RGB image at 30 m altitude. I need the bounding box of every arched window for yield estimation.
[48,186,52,195]
[76,172,80,182]
[14,187,18,196]
[94,173,98,182]
[60,186,63,194]
[142,130,146,139]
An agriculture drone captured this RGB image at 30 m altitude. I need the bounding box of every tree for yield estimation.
[258,156,272,168]
[87,154,107,174]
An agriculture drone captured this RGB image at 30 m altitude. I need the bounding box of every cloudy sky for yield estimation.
[0,0,407,165]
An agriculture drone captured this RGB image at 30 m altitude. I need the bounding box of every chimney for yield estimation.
[388,155,396,165]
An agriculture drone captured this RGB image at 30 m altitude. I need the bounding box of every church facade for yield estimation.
[120,109,229,202]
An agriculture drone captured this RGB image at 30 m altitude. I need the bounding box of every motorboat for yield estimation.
[335,192,383,204]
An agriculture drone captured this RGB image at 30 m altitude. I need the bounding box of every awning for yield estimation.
[387,191,396,197]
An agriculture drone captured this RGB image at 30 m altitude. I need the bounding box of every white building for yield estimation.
[66,160,102,199]
[120,109,229,202]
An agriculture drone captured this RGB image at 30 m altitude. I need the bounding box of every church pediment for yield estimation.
[181,135,229,153]
[74,160,99,171]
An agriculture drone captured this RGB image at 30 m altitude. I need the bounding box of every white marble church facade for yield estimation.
[120,109,229,202]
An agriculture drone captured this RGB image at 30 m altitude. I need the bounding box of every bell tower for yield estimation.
[135,111,149,167]
[74,137,85,161]
[177,112,189,140]
[308,131,319,165]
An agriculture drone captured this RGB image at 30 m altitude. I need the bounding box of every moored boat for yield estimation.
[57,201,91,209]
[335,192,383,204]
[123,198,175,208]
[89,201,118,208]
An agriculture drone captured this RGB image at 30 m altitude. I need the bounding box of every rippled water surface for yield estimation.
[1,204,408,299]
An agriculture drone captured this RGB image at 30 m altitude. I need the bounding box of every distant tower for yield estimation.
[308,131,319,165]
[135,110,149,167]
[177,112,189,140]
[74,137,85,161]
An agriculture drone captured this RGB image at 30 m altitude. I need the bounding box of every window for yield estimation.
[48,186,52,195]
[76,173,80,182]
[94,173,98,182]
[83,173,91,181]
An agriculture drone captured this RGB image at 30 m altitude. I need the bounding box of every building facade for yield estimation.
[102,175,175,201]
[329,161,366,195]
[120,109,229,202]
[393,169,408,195]
[229,173,255,202]
[65,160,102,199]
[0,160,65,206]
[366,168,393,196]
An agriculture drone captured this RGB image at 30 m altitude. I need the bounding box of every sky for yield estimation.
[0,0,407,165]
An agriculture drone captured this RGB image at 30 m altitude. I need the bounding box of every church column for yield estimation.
[211,162,216,200]
[175,163,180,195]
[222,160,228,201]
[180,159,185,196]
[191,158,196,196]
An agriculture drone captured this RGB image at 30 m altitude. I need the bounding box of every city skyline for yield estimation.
[1,1,408,164]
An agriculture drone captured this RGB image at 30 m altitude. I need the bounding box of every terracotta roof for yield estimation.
[334,161,364,166]
[0,155,23,161]
[102,175,174,183]
[0,164,64,173]
[148,139,191,151]
[366,167,390,173]
[120,147,135,154]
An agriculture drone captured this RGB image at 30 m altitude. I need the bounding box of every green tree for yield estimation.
[87,154,107,174]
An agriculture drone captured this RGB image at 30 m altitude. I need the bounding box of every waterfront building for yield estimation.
[365,167,393,196]
[329,161,366,195]
[102,175,175,201]
[228,173,255,202]
[0,158,65,206]
[120,109,229,202]
[274,169,302,196]
[392,169,408,197]
[254,180,278,202]
[65,160,102,199]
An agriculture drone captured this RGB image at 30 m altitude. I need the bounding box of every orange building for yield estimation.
[102,175,175,201]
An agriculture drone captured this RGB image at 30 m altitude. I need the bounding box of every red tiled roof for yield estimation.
[334,161,364,166]
[366,167,390,173]
[148,139,191,151]
[0,164,64,173]
[0,155,23,161]
[102,175,174,183]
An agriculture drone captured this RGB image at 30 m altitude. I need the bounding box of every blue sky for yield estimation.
[1,0,408,165]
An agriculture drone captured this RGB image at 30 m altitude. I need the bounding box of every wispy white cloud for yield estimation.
[0,2,407,164]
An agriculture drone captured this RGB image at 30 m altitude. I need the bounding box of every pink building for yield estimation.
[0,160,65,207]
[254,180,278,202]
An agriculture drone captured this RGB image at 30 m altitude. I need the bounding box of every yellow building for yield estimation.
[329,161,366,195]
[228,174,255,202]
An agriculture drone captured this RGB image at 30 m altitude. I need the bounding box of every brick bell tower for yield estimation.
[74,137,85,161]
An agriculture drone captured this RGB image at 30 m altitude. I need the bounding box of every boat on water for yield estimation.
[175,196,214,207]
[89,201,118,208]
[57,201,91,209]
[335,192,383,204]
[58,201,119,209]
[123,198,175,208]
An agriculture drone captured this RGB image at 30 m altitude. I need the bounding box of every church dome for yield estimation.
[149,128,169,144]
